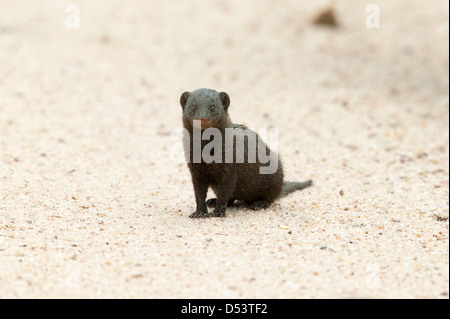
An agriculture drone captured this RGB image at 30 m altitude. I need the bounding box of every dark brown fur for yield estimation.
[180,88,312,218]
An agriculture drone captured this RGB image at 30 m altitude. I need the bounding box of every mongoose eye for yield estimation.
[191,105,197,111]
[209,105,215,111]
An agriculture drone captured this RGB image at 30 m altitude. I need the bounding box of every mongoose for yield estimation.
[180,88,312,218]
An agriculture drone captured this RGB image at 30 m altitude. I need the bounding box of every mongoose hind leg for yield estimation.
[249,200,270,211]
[205,198,235,208]
[205,198,217,207]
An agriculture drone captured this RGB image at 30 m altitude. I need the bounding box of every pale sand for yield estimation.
[0,0,448,298]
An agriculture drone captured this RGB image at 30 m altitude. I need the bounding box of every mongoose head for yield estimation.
[180,88,230,130]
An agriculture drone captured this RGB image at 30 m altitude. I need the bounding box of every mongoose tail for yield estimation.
[281,180,313,197]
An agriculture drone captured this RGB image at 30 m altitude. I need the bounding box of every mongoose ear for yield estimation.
[219,92,230,111]
[180,91,190,110]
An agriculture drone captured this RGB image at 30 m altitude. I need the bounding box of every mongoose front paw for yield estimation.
[189,210,208,218]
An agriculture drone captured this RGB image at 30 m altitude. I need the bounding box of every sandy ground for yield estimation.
[0,0,448,298]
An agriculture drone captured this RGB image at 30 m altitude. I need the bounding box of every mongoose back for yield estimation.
[180,88,312,218]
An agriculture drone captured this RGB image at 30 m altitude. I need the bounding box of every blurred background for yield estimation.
[1,0,448,115]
